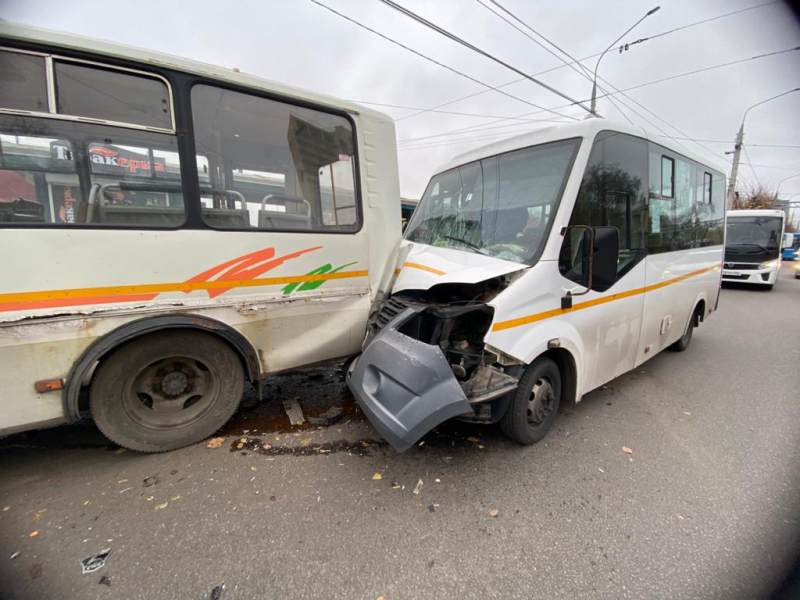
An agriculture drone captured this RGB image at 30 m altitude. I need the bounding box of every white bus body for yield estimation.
[722,209,786,289]
[347,119,728,452]
[0,24,401,451]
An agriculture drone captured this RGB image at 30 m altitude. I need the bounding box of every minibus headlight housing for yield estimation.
[758,260,777,270]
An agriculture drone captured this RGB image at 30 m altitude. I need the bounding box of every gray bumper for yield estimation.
[346,308,471,452]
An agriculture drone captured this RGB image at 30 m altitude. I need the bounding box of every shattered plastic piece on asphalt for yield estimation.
[489,509,499,518]
[29,531,38,538]
[413,479,423,495]
[142,476,158,487]
[207,437,225,449]
[99,576,111,586]
[155,502,168,510]
[81,549,111,574]
[210,582,227,600]
[372,473,382,481]
[390,481,401,489]
[307,406,344,426]
[621,446,634,455]
[10,551,20,560]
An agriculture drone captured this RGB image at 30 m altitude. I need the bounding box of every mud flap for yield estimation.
[346,308,471,452]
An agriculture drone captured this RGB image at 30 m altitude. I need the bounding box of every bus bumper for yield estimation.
[346,308,471,452]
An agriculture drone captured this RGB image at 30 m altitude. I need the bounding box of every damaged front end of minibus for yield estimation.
[346,268,524,452]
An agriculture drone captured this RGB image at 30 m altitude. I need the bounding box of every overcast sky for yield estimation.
[3,0,799,203]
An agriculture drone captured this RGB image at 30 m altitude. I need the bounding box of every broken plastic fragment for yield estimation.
[29,531,38,538]
[210,583,227,600]
[489,509,499,518]
[155,502,168,510]
[99,575,111,586]
[621,446,633,455]
[413,479,423,495]
[81,549,111,574]
[372,473,382,480]
[10,551,20,560]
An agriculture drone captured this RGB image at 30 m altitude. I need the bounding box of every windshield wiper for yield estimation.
[729,243,770,252]
[441,235,487,255]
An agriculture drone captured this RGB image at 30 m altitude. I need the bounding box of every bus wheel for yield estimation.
[500,357,561,446]
[669,309,697,352]
[90,331,244,453]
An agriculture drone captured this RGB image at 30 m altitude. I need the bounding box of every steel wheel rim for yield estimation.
[527,377,555,426]
[121,353,221,430]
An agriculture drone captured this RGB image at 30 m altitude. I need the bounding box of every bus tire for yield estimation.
[669,309,696,352]
[500,357,561,446]
[90,331,244,453]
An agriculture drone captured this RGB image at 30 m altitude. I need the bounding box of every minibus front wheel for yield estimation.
[500,357,561,445]
[90,331,244,453]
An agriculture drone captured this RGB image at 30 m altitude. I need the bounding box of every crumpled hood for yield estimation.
[392,241,527,292]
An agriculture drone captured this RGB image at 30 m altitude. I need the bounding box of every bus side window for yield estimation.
[190,84,360,233]
[565,131,648,282]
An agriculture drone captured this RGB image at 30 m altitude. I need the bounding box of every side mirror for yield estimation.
[782,232,793,249]
[559,225,619,308]
[591,226,619,293]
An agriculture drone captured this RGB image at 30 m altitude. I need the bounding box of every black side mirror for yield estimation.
[590,226,619,293]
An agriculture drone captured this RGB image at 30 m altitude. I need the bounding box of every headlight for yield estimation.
[759,260,777,270]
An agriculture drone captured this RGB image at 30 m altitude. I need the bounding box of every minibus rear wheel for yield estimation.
[90,331,244,453]
[500,357,561,445]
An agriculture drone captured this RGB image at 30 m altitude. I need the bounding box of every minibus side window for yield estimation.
[565,131,648,283]
[190,84,359,233]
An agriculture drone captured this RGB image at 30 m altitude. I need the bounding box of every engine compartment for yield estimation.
[371,276,520,418]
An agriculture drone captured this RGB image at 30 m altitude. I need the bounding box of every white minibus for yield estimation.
[0,24,400,451]
[722,209,788,290]
[347,120,728,452]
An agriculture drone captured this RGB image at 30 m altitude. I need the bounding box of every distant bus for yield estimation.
[722,209,787,289]
[782,232,800,261]
[401,197,418,229]
[0,23,401,451]
[347,119,728,452]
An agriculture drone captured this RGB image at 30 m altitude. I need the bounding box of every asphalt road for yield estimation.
[1,266,799,600]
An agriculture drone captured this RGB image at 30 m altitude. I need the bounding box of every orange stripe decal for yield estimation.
[400,262,446,276]
[491,265,719,332]
[0,270,369,313]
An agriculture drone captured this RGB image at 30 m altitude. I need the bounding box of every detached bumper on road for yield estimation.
[346,308,471,452]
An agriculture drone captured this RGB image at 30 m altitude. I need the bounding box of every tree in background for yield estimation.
[731,185,796,232]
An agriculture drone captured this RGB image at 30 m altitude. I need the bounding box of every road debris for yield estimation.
[282,397,305,426]
[598,468,605,473]
[413,479,424,495]
[99,576,111,586]
[29,531,38,537]
[81,549,111,574]
[117,479,128,484]
[372,473,382,481]
[155,502,168,510]
[3,506,9,511]
[621,446,634,455]
[207,437,225,449]
[10,551,20,560]
[171,495,181,501]
[390,481,401,489]
[427,504,436,513]
[467,437,480,443]
[489,509,499,518]
[210,582,227,600]
[308,406,344,426]
[143,476,159,487]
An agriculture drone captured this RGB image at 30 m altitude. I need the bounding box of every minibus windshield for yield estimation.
[405,138,580,265]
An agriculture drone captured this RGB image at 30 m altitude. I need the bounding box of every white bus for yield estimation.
[0,24,401,451]
[722,209,788,290]
[347,119,727,452]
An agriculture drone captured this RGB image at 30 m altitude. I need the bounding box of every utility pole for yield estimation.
[725,124,744,210]
[725,88,799,210]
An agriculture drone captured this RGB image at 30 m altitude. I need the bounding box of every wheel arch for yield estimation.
[691,292,708,327]
[63,314,261,420]
[538,347,579,405]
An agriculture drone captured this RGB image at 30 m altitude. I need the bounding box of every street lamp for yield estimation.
[590,6,660,116]
[725,88,800,208]
[776,173,800,196]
